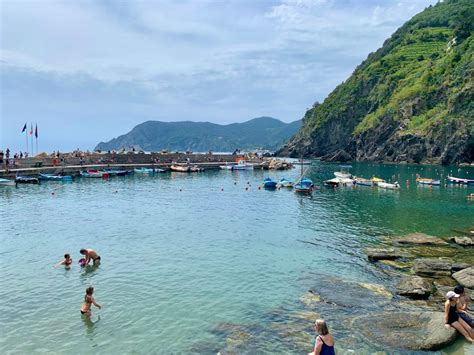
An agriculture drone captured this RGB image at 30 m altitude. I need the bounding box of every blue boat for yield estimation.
[39,173,73,181]
[15,175,40,184]
[263,177,278,189]
[294,177,314,193]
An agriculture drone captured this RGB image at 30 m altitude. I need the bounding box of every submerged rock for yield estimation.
[299,290,321,308]
[413,258,452,277]
[354,311,457,351]
[366,248,405,261]
[357,282,392,299]
[452,267,474,288]
[396,276,432,300]
[393,233,448,246]
[450,236,474,247]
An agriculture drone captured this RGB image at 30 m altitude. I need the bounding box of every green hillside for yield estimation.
[279,0,473,164]
[95,117,301,152]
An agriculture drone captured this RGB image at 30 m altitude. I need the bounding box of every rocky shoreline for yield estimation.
[209,229,473,353]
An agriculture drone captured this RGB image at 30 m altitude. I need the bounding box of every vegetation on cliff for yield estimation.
[280,0,473,164]
[96,117,301,152]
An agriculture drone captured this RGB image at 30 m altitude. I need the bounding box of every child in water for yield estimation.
[54,254,72,268]
[80,287,101,317]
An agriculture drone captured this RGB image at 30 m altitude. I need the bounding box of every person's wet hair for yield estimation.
[80,249,86,255]
[86,287,94,295]
[454,285,465,295]
[64,254,70,259]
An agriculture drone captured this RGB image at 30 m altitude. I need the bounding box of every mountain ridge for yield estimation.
[95,117,301,152]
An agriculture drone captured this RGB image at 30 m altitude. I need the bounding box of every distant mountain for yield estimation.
[279,0,473,164]
[95,117,301,152]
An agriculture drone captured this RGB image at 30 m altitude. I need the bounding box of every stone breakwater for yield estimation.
[208,229,473,353]
[0,153,293,178]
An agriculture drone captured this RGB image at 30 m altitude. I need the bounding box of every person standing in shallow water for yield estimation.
[309,319,335,355]
[81,287,101,317]
[80,248,101,266]
[444,291,474,343]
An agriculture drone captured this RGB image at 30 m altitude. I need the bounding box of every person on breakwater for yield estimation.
[308,319,335,355]
[454,285,474,328]
[80,287,101,317]
[80,248,101,266]
[444,291,474,343]
[54,253,72,268]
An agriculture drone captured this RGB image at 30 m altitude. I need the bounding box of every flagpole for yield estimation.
[26,129,29,156]
[35,124,38,154]
[30,123,34,157]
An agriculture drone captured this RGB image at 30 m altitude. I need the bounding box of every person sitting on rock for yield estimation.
[444,291,474,343]
[308,319,335,355]
[454,285,474,328]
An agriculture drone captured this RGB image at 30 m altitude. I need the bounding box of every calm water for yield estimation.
[1,162,473,354]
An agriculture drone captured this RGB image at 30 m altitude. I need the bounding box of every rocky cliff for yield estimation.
[279,0,473,164]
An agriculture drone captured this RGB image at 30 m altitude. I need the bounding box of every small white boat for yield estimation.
[447,176,474,184]
[278,178,294,188]
[334,171,352,179]
[219,160,253,170]
[0,178,15,186]
[134,167,155,174]
[416,177,441,186]
[219,163,234,170]
[378,181,400,190]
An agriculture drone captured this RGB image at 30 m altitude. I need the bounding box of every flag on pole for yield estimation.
[30,123,33,135]
[35,124,38,138]
[21,123,27,133]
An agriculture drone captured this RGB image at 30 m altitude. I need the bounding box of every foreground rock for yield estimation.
[366,248,405,261]
[452,267,474,288]
[393,233,448,246]
[396,276,432,300]
[450,236,474,247]
[414,258,452,277]
[354,311,457,351]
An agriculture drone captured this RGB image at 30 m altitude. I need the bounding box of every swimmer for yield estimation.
[54,253,72,268]
[80,287,101,317]
[80,248,101,266]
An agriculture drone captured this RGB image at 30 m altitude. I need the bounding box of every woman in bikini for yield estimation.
[309,319,335,355]
[81,287,102,317]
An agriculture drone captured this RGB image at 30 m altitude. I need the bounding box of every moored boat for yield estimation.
[0,178,16,186]
[447,176,474,184]
[103,169,129,176]
[294,177,314,193]
[355,177,373,186]
[278,178,294,188]
[170,165,190,172]
[39,173,73,181]
[80,170,109,178]
[219,163,234,170]
[416,177,441,186]
[324,178,340,187]
[378,181,400,190]
[232,160,253,170]
[134,168,155,174]
[263,177,278,189]
[371,177,385,186]
[15,176,40,184]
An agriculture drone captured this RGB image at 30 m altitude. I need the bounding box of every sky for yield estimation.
[0,0,437,153]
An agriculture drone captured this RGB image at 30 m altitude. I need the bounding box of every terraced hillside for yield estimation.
[279,0,473,164]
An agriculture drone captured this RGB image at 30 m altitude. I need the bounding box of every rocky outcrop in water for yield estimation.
[452,267,474,288]
[354,312,457,351]
[396,276,432,300]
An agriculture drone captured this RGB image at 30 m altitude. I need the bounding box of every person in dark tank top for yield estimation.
[444,291,473,343]
[308,319,335,355]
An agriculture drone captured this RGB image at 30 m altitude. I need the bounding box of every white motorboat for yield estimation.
[0,178,15,186]
[378,181,400,190]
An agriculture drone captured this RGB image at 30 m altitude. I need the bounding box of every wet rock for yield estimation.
[452,267,474,288]
[299,290,321,308]
[366,248,405,261]
[451,262,472,272]
[379,259,412,270]
[396,276,432,300]
[354,311,457,351]
[393,233,448,246]
[413,258,452,277]
[357,282,392,299]
[449,236,474,247]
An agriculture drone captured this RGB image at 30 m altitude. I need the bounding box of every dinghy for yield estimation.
[0,178,16,186]
[15,176,40,184]
[39,173,73,181]
[447,176,474,184]
[263,178,278,189]
[378,181,400,190]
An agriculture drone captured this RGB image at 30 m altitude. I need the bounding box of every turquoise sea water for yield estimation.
[1,161,473,354]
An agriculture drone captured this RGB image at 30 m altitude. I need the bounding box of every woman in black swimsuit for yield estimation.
[444,291,473,343]
[80,287,102,317]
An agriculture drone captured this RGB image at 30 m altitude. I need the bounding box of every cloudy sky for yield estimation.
[1,0,436,152]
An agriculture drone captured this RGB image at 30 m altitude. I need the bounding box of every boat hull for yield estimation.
[0,178,16,186]
[447,176,474,184]
[15,176,40,184]
[39,173,73,181]
[378,182,400,190]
